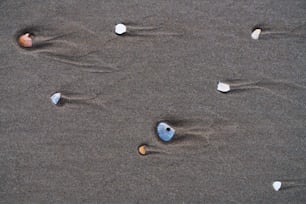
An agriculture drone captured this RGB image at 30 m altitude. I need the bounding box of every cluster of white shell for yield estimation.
[50,25,265,101]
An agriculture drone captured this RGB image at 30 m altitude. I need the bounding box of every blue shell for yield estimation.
[50,93,61,105]
[157,122,175,142]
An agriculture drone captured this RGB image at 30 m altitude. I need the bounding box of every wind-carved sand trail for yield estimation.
[16,19,119,73]
[139,115,238,157]
[16,16,185,74]
[251,23,306,40]
[217,78,306,107]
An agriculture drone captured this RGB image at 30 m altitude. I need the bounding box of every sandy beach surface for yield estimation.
[0,0,305,203]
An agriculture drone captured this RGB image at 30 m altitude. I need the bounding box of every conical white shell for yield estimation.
[50,93,61,105]
[272,181,282,191]
[251,29,261,40]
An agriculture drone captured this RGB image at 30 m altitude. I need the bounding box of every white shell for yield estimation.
[115,23,127,35]
[272,181,282,191]
[50,93,61,105]
[251,29,261,40]
[217,82,231,93]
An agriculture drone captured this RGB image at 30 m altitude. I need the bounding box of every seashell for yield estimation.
[50,92,61,105]
[157,122,175,142]
[138,144,147,156]
[272,181,282,191]
[217,81,231,93]
[18,33,33,48]
[115,23,127,35]
[251,28,261,40]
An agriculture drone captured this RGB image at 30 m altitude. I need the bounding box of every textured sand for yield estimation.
[0,0,305,203]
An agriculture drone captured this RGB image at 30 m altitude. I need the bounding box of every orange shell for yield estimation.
[18,33,32,48]
[138,145,147,155]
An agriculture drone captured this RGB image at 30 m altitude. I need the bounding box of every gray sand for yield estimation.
[0,0,305,203]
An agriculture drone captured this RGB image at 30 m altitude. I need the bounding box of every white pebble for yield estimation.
[272,181,282,191]
[115,23,127,35]
[251,28,261,40]
[50,93,61,105]
[217,82,231,93]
